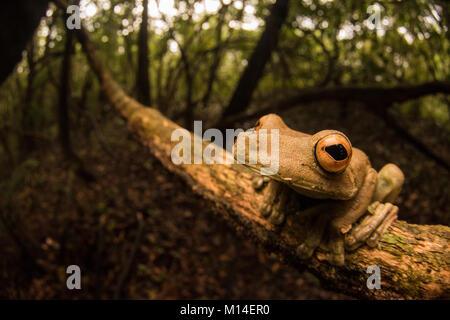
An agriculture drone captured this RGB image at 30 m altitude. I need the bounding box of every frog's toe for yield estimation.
[345,202,398,251]
[260,203,272,217]
[297,234,323,260]
[259,202,285,224]
[252,177,266,190]
[366,205,398,248]
[330,237,345,266]
[296,243,315,260]
[331,254,345,267]
[264,190,287,225]
[269,210,285,225]
[295,214,328,261]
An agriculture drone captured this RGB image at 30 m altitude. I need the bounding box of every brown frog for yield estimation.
[234,114,404,266]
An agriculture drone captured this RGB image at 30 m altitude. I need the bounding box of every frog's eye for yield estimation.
[315,133,352,173]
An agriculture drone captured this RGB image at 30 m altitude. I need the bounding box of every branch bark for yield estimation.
[56,1,450,299]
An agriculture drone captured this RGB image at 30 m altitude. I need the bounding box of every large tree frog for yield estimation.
[234,114,404,266]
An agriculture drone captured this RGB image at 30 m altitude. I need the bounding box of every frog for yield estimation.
[233,113,404,266]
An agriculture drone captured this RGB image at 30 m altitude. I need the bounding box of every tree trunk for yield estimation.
[58,27,75,158]
[55,0,450,299]
[0,0,49,86]
[58,13,94,182]
[220,0,290,120]
[136,0,151,106]
[20,40,37,161]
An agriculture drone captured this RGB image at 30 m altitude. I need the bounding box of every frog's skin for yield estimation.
[234,114,404,266]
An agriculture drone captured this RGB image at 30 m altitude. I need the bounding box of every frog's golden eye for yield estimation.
[315,133,352,173]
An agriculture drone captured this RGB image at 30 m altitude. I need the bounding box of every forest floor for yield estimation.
[0,102,448,299]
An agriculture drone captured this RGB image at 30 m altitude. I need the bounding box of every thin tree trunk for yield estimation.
[58,28,75,158]
[58,14,95,182]
[20,40,37,161]
[136,0,151,106]
[0,0,49,86]
[220,0,290,120]
[0,128,15,170]
[179,45,195,130]
[201,4,230,109]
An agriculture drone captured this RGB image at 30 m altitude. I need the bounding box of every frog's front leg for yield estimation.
[328,168,378,266]
[253,177,289,225]
[345,164,404,250]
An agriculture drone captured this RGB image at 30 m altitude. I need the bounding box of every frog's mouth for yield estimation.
[291,182,357,200]
[245,163,357,200]
[289,172,358,200]
[241,162,277,177]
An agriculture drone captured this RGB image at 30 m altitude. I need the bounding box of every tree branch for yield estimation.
[54,0,450,299]
[222,82,450,126]
[372,106,450,171]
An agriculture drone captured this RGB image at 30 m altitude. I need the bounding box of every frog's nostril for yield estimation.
[325,144,348,161]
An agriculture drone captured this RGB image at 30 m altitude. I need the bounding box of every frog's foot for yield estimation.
[257,179,287,225]
[345,201,398,251]
[330,235,345,266]
[260,202,283,222]
[253,176,279,220]
[267,191,287,225]
[298,232,345,266]
[296,215,328,260]
[252,176,271,191]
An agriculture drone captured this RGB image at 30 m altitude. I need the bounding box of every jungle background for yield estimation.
[0,0,448,299]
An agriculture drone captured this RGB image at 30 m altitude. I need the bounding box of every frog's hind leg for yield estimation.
[372,163,404,203]
[269,189,288,225]
[296,212,329,260]
[345,164,404,250]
